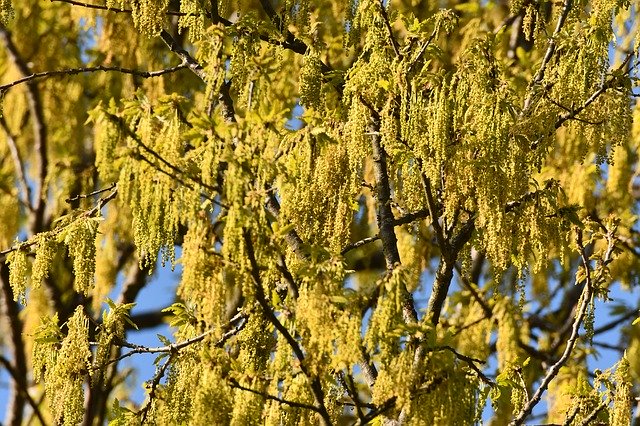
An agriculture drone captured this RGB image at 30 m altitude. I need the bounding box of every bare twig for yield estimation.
[430,346,495,387]
[103,312,247,367]
[139,353,173,423]
[50,0,188,16]
[66,183,117,203]
[341,235,380,255]
[0,63,188,94]
[229,378,321,412]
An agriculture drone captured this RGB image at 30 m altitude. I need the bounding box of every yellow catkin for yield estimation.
[62,217,99,295]
[610,356,632,425]
[6,247,28,303]
[46,307,92,426]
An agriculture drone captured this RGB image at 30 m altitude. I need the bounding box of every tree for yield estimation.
[0,0,639,424]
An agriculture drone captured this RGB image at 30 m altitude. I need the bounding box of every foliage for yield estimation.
[0,0,639,424]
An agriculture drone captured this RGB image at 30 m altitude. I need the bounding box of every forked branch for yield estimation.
[510,228,617,425]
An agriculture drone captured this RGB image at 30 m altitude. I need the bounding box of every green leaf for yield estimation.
[154,353,169,365]
[157,334,171,346]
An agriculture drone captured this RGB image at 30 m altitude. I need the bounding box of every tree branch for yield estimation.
[553,55,633,130]
[366,105,418,325]
[66,183,117,203]
[0,23,48,234]
[341,235,380,255]
[109,313,246,363]
[378,0,401,58]
[337,372,367,423]
[264,195,309,260]
[0,63,188,94]
[50,0,188,15]
[242,229,332,426]
[510,228,616,425]
[158,29,207,81]
[0,355,46,426]
[529,52,636,149]
[139,352,173,423]
[521,0,573,114]
[0,186,118,262]
[0,116,32,210]
[430,346,495,387]
[229,378,321,412]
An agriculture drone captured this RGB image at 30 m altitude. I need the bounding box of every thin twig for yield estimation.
[575,402,607,426]
[394,208,429,226]
[337,372,367,423]
[510,229,616,425]
[101,111,224,205]
[103,312,246,367]
[0,185,118,261]
[341,235,380,255]
[139,353,173,423]
[243,229,332,426]
[521,0,573,114]
[228,378,321,412]
[378,0,401,58]
[530,52,636,149]
[593,309,637,335]
[420,167,447,254]
[543,93,604,125]
[54,0,335,79]
[0,63,188,94]
[430,346,495,387]
[453,264,493,317]
[50,0,188,15]
[83,186,118,217]
[554,53,634,129]
[66,182,117,203]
